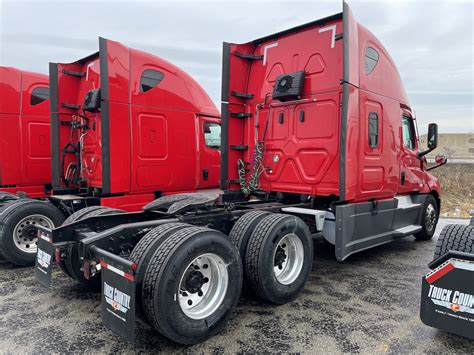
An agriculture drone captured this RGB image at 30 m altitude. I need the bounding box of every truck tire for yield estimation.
[0,199,65,266]
[434,224,474,260]
[228,210,270,288]
[129,222,192,324]
[62,206,124,289]
[142,227,242,344]
[245,213,313,304]
[143,193,203,211]
[414,194,439,241]
[0,192,20,202]
[229,211,270,257]
[62,205,104,225]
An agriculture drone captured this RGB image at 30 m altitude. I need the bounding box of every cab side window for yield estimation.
[364,47,379,75]
[203,122,221,150]
[30,87,49,105]
[140,70,164,93]
[402,115,416,150]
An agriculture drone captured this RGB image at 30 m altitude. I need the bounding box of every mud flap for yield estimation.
[95,248,136,342]
[420,252,474,340]
[34,228,54,288]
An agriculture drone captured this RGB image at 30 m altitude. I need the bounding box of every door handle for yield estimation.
[401,171,406,185]
[202,168,209,181]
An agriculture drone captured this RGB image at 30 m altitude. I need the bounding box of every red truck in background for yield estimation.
[0,38,221,266]
[0,67,51,199]
[35,2,448,345]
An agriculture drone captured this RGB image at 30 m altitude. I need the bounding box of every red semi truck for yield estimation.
[0,67,51,199]
[36,3,447,345]
[0,38,221,266]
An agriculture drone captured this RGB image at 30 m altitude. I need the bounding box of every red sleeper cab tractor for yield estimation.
[0,67,51,199]
[0,38,221,266]
[34,3,446,345]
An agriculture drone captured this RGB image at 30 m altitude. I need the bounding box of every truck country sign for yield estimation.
[420,258,474,339]
[427,285,474,314]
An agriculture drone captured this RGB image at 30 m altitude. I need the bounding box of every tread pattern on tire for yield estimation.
[0,199,65,265]
[245,213,291,299]
[228,210,270,254]
[62,206,104,225]
[434,224,474,260]
[129,222,191,324]
[0,198,35,215]
[143,193,204,211]
[142,226,208,334]
[129,223,190,266]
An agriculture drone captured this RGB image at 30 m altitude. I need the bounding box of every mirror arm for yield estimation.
[417,147,434,158]
[427,161,447,171]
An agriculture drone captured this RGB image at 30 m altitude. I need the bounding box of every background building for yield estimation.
[420,133,474,161]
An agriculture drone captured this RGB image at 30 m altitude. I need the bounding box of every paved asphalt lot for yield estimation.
[0,218,472,353]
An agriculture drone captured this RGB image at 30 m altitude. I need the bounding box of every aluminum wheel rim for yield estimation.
[178,253,229,320]
[425,203,437,232]
[13,214,55,253]
[273,233,304,285]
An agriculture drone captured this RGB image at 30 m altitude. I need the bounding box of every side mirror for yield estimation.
[418,123,438,158]
[428,154,447,171]
[427,123,438,149]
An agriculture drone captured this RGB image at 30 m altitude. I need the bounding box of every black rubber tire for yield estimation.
[245,213,313,304]
[0,199,33,260]
[0,191,20,202]
[142,227,242,345]
[0,199,65,266]
[129,222,192,324]
[228,210,270,288]
[414,194,439,241]
[434,224,474,260]
[229,211,271,258]
[62,206,124,289]
[143,193,202,211]
[62,205,104,225]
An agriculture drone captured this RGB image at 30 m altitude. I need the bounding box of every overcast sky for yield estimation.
[1,0,472,134]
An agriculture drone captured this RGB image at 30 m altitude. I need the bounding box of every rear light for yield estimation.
[55,248,61,263]
[131,262,137,271]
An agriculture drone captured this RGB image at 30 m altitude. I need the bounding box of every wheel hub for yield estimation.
[13,214,55,253]
[178,253,228,320]
[21,224,38,241]
[184,270,208,293]
[426,204,437,232]
[273,233,304,285]
[274,245,287,269]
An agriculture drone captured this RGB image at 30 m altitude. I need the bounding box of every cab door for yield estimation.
[198,117,221,189]
[398,113,423,194]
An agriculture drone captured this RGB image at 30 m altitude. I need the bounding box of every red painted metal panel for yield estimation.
[0,67,50,196]
[52,37,220,200]
[223,3,440,202]
[225,17,343,197]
